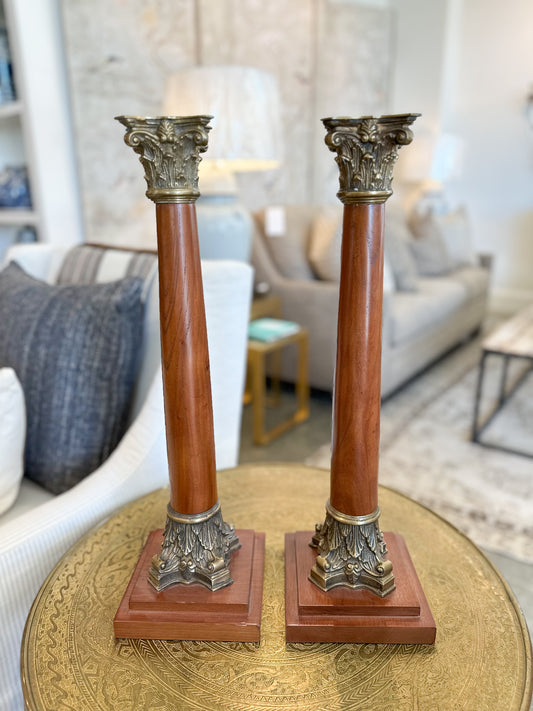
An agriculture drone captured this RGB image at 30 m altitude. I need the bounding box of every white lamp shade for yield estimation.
[163,65,282,172]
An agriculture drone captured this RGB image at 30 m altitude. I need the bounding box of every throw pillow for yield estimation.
[383,256,395,293]
[308,206,343,282]
[0,262,144,495]
[409,206,476,269]
[408,229,455,276]
[255,206,316,281]
[384,211,419,291]
[0,367,26,515]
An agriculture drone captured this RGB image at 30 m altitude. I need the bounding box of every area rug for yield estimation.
[306,335,533,563]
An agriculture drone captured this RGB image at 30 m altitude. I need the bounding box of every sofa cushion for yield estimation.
[55,245,159,422]
[385,211,418,291]
[0,262,144,494]
[308,206,342,281]
[255,206,316,281]
[56,244,157,287]
[447,266,489,299]
[391,277,467,346]
[409,207,476,269]
[408,228,455,276]
[0,367,26,515]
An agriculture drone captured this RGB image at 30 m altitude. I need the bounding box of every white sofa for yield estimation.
[0,243,253,711]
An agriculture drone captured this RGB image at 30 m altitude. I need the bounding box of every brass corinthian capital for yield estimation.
[323,114,420,204]
[115,115,212,203]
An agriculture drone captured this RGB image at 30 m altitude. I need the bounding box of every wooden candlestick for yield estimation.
[113,115,265,641]
[309,115,419,596]
[285,114,436,643]
[114,116,240,593]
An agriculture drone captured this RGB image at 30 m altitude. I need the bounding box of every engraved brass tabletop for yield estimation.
[22,464,532,711]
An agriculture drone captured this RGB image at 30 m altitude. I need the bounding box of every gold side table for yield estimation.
[22,464,532,711]
[247,329,310,444]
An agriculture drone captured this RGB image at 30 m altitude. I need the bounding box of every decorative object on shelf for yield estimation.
[113,114,265,641]
[0,26,15,103]
[163,66,282,262]
[285,114,436,643]
[16,225,36,243]
[0,165,31,207]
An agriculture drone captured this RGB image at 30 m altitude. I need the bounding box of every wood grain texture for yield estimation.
[155,202,217,514]
[330,203,384,515]
[114,529,265,641]
[285,531,436,644]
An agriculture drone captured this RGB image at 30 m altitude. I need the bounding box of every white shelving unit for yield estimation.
[0,0,83,257]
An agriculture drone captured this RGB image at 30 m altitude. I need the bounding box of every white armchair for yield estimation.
[0,243,253,711]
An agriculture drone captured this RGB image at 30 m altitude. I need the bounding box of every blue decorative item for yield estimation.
[0,165,31,207]
[0,27,15,103]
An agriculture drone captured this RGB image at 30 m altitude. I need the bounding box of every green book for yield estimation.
[248,318,301,342]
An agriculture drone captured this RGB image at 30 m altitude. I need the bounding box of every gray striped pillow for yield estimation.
[56,245,157,285]
[0,262,144,494]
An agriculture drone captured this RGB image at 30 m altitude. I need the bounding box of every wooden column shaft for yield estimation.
[155,202,217,515]
[330,202,384,516]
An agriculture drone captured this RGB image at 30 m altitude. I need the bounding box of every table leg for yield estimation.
[250,349,267,445]
[295,331,310,422]
[472,351,488,442]
[499,354,510,407]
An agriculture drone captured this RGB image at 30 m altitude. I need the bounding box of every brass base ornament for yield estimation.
[149,501,240,592]
[310,502,394,596]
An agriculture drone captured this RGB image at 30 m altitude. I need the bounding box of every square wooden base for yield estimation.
[285,531,436,644]
[114,528,265,642]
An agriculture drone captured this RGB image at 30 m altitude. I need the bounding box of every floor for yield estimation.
[239,379,533,654]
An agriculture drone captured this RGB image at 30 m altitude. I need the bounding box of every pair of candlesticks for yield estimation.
[113,112,436,645]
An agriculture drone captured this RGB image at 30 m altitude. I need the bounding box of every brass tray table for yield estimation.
[22,464,532,711]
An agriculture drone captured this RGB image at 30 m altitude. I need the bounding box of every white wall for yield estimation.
[449,0,533,312]
[60,0,393,247]
[392,0,533,313]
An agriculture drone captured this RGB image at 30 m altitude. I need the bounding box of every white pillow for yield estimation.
[383,256,395,293]
[0,367,26,515]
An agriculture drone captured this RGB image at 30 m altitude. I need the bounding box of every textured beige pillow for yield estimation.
[408,229,455,276]
[255,206,316,281]
[0,367,26,515]
[384,212,419,291]
[308,206,343,282]
[409,206,476,269]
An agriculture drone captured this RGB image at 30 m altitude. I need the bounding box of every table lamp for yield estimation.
[163,65,282,261]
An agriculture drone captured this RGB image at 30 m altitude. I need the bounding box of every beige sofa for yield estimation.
[252,204,490,397]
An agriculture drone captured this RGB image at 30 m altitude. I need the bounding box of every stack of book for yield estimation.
[248,318,301,343]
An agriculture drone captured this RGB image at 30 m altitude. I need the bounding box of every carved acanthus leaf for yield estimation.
[322,114,420,203]
[116,115,212,203]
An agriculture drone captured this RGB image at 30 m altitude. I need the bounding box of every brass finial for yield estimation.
[322,114,420,204]
[115,115,212,204]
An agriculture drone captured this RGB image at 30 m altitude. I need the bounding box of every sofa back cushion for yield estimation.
[0,262,144,494]
[308,205,343,281]
[254,206,316,281]
[409,206,476,270]
[385,208,419,291]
